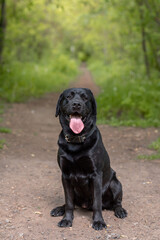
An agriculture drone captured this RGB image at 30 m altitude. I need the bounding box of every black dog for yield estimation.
[51,88,127,230]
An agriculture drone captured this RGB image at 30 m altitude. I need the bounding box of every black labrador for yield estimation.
[50,88,127,230]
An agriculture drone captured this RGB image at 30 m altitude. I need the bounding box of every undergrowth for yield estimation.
[0,127,12,133]
[138,137,160,160]
[0,104,4,123]
[0,139,6,149]
[0,55,78,102]
[0,103,11,149]
[89,60,160,127]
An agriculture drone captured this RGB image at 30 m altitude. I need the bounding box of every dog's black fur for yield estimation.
[51,88,127,230]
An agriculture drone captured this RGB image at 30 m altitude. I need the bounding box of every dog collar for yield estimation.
[64,126,96,144]
[65,134,86,143]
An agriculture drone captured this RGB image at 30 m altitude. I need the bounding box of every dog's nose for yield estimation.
[72,102,81,111]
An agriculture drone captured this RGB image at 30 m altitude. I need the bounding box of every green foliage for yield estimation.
[0,104,4,115]
[138,153,160,160]
[0,102,10,149]
[0,104,4,123]
[0,0,160,128]
[0,55,78,102]
[149,137,160,151]
[0,0,78,102]
[138,137,160,160]
[89,60,160,127]
[0,127,11,133]
[0,109,4,115]
[0,139,6,149]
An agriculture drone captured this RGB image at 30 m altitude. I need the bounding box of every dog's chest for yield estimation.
[60,156,95,180]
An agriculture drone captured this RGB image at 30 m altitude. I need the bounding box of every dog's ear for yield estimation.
[55,93,63,117]
[88,89,97,116]
[91,93,97,116]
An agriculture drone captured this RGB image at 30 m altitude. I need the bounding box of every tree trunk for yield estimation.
[143,0,160,71]
[141,23,150,78]
[0,0,6,64]
[139,3,150,78]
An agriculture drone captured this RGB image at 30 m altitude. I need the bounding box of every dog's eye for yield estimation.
[81,94,88,101]
[66,92,74,100]
[66,95,72,100]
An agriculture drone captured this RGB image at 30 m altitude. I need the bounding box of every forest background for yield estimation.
[0,0,160,127]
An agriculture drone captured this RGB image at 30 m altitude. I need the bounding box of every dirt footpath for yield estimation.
[0,67,160,240]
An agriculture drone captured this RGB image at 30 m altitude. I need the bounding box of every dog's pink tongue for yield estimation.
[69,116,84,134]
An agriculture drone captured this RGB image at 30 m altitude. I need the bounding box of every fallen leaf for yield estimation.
[34,211,42,216]
[143,182,152,184]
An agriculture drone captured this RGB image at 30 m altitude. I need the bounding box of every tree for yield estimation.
[0,0,6,64]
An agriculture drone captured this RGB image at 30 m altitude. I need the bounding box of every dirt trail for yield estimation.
[0,67,160,240]
[71,65,100,95]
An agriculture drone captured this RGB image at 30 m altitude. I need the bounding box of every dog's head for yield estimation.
[56,88,97,134]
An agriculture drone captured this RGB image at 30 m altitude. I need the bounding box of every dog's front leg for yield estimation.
[92,173,107,230]
[58,175,74,227]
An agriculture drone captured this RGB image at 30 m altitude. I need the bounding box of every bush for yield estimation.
[89,60,160,127]
[0,55,78,102]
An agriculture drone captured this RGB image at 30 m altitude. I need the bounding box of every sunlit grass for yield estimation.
[0,139,6,149]
[0,56,78,102]
[0,104,4,115]
[138,137,160,160]
[0,127,12,133]
[89,60,160,127]
[149,137,160,151]
[138,153,160,160]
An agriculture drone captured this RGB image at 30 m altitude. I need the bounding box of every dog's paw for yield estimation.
[92,220,107,230]
[114,207,127,219]
[58,219,72,228]
[50,206,65,217]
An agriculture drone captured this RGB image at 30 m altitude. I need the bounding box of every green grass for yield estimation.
[0,109,4,114]
[0,127,12,133]
[148,137,160,151]
[0,139,6,149]
[89,60,160,127]
[0,104,4,123]
[138,137,160,160]
[138,153,160,160]
[0,55,78,102]
[0,103,4,115]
